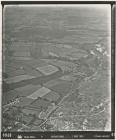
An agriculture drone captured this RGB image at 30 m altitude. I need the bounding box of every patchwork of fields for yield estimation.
[2,5,111,132]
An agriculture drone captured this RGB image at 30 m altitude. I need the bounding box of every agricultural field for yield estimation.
[2,5,111,132]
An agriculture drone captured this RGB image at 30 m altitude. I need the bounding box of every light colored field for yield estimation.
[4,74,35,84]
[67,50,88,59]
[59,74,77,81]
[36,65,58,75]
[27,87,51,99]
[49,52,59,57]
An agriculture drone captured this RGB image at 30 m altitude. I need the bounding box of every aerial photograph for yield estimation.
[2,5,111,132]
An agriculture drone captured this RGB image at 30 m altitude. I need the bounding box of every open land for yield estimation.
[2,6,111,131]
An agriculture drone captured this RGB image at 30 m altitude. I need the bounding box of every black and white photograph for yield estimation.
[1,2,115,139]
